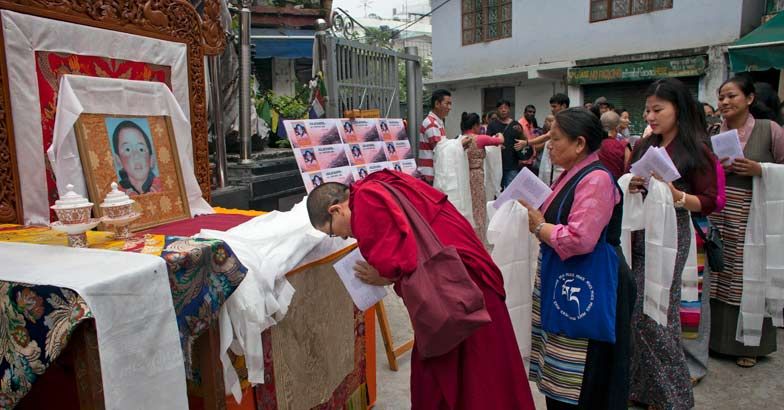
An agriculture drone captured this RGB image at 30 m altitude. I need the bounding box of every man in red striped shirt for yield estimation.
[417,89,452,184]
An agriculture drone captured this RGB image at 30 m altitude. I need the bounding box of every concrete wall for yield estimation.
[432,0,757,80]
[441,79,565,138]
[443,86,483,138]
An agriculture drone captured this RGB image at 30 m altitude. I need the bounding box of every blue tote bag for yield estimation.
[539,168,618,343]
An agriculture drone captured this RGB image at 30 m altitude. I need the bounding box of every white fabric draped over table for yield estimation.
[47,75,213,216]
[1,10,192,225]
[198,200,354,403]
[0,242,187,410]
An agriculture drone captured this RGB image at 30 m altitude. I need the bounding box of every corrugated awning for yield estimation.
[729,12,784,72]
[251,28,314,59]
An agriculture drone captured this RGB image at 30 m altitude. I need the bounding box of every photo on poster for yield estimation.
[347,144,365,165]
[339,119,380,143]
[393,140,414,160]
[385,141,400,161]
[353,166,370,180]
[394,159,418,176]
[378,119,408,141]
[285,119,341,148]
[294,147,321,172]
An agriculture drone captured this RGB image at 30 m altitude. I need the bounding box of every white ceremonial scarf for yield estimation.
[618,174,645,265]
[484,145,503,202]
[538,142,564,187]
[433,138,474,226]
[486,200,538,364]
[738,163,784,345]
[642,178,680,326]
[619,173,698,311]
[681,222,699,302]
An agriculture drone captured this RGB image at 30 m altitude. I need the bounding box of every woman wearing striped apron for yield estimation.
[709,76,784,368]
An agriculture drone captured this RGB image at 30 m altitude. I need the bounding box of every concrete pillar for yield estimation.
[698,45,729,109]
[567,84,583,108]
[271,58,296,97]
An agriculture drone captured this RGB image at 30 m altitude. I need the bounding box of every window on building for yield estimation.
[482,86,515,118]
[462,0,513,46]
[590,0,673,23]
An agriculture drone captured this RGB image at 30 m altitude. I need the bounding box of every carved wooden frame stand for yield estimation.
[0,0,226,224]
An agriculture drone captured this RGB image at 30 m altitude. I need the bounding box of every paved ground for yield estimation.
[373,292,784,409]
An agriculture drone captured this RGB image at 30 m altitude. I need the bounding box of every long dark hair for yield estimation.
[554,107,605,153]
[633,78,710,175]
[460,112,481,132]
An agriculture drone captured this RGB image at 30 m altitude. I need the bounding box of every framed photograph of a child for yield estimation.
[73,114,190,230]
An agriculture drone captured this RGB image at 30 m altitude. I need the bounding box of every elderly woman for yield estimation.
[523,108,635,409]
[709,76,784,368]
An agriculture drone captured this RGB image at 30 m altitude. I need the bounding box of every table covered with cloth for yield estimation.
[0,222,247,408]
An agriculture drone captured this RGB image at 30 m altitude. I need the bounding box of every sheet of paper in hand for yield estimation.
[333,248,388,311]
[630,146,681,182]
[493,167,553,210]
[711,129,744,162]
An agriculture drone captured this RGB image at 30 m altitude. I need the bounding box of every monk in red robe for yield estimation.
[306,169,534,410]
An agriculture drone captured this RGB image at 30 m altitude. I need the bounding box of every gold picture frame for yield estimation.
[73,113,190,231]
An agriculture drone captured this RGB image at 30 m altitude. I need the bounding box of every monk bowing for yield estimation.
[306,169,535,410]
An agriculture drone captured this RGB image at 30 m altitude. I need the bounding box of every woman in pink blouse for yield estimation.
[460,112,504,242]
[521,108,635,409]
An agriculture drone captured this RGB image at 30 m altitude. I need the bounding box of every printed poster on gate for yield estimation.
[352,161,393,181]
[377,119,408,142]
[285,119,342,148]
[294,144,350,173]
[383,140,413,162]
[303,167,355,192]
[345,142,388,166]
[338,118,380,143]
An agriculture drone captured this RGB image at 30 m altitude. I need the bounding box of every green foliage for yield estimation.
[256,93,309,120]
[363,27,395,48]
[275,139,292,148]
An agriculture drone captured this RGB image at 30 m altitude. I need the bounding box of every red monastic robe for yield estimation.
[350,170,535,410]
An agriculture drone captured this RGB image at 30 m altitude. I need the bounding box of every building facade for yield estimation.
[429,0,769,137]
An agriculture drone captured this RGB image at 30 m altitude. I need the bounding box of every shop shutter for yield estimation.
[583,77,699,135]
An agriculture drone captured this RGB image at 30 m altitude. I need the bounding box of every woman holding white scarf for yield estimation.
[627,79,718,410]
[709,76,784,368]
[524,108,635,410]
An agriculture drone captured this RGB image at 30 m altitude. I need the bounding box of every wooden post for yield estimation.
[374,300,413,371]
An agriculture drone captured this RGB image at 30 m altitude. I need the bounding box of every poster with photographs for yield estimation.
[285,119,342,148]
[377,119,408,142]
[345,142,388,166]
[337,118,380,143]
[303,167,354,192]
[286,118,415,193]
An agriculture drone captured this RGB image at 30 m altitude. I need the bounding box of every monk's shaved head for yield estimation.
[306,182,350,228]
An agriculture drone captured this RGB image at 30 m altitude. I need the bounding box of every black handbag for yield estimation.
[692,217,724,272]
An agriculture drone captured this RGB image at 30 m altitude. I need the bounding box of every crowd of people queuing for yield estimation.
[306,74,783,409]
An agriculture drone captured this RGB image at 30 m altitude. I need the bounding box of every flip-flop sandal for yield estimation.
[736,357,757,367]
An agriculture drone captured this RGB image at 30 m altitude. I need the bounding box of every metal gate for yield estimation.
[318,20,423,145]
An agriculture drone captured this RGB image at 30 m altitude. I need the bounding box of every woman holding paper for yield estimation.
[709,76,784,368]
[522,108,635,409]
[627,78,718,410]
[460,112,504,242]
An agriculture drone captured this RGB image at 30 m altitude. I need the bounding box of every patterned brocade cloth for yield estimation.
[0,224,247,407]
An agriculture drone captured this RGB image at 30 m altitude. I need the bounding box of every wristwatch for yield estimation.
[674,191,687,208]
[534,221,546,240]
